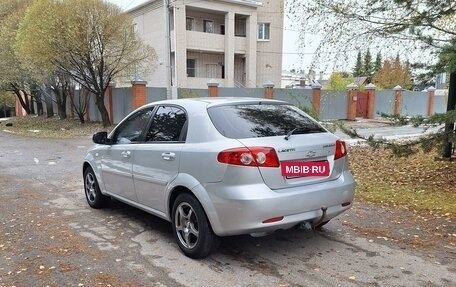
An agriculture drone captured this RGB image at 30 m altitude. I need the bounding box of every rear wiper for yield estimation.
[284,128,298,140]
[284,127,324,140]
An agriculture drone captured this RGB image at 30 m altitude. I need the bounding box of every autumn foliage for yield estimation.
[373,59,413,90]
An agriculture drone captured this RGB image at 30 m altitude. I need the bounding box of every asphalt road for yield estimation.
[0,131,455,287]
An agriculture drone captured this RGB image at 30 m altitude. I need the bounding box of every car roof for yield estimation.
[142,97,288,109]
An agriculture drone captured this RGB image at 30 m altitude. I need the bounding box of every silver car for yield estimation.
[83,98,355,258]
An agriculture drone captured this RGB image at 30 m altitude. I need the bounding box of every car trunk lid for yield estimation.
[236,133,343,190]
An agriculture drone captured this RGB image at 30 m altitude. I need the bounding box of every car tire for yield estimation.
[172,193,220,259]
[84,167,109,209]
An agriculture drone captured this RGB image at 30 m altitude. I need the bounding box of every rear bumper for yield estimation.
[202,170,355,236]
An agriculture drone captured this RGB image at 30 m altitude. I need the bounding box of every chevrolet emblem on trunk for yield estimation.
[306,150,317,158]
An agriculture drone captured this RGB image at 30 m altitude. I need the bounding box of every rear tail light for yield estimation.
[217,147,280,167]
[334,140,347,160]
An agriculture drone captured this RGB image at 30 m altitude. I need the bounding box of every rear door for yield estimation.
[133,105,187,212]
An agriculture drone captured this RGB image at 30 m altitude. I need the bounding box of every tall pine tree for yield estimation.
[353,51,363,77]
[363,49,374,78]
[374,52,382,74]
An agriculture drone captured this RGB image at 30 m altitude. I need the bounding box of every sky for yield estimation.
[107,0,319,75]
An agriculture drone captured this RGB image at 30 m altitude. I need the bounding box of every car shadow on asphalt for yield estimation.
[219,228,331,256]
[105,198,334,260]
[107,198,173,235]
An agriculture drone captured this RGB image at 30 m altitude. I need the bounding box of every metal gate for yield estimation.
[356,91,369,118]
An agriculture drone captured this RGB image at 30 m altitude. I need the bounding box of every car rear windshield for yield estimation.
[207,103,326,139]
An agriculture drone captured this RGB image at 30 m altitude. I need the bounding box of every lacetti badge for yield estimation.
[281,161,330,177]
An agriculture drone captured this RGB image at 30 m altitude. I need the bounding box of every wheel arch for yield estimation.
[168,185,191,218]
[167,179,222,236]
[82,160,107,196]
[82,161,92,175]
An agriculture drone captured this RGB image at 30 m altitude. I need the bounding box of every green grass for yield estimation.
[1,116,109,138]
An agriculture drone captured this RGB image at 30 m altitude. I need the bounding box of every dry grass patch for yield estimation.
[349,146,456,218]
[1,115,109,138]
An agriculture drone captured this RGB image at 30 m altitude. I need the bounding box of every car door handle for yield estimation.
[162,152,175,161]
[121,151,131,158]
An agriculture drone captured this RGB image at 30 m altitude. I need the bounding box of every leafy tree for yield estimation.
[17,0,157,127]
[0,92,15,117]
[373,58,413,89]
[0,92,15,107]
[288,0,456,159]
[0,0,34,114]
[327,72,354,90]
[353,51,363,77]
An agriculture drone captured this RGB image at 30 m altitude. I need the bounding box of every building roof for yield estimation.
[221,0,263,7]
[127,0,262,13]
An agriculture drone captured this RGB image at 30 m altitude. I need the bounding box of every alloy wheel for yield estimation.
[174,202,199,249]
[85,172,97,203]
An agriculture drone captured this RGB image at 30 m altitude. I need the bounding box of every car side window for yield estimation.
[145,106,187,142]
[114,108,154,144]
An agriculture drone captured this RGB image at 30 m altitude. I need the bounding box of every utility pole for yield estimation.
[164,0,173,99]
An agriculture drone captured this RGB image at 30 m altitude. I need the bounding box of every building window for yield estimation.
[204,20,214,33]
[186,17,195,31]
[220,25,225,35]
[257,23,270,40]
[187,59,196,77]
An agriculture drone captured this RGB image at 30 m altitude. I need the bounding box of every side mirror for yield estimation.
[92,131,111,145]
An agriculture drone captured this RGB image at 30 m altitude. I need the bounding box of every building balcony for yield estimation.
[187,30,225,52]
[234,36,246,54]
[186,77,227,89]
[170,30,246,54]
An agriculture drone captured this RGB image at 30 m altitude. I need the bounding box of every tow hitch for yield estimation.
[312,206,328,229]
[298,206,328,231]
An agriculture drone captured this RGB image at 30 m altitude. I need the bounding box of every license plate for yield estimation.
[281,161,330,177]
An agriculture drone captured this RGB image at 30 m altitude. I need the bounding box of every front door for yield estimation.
[101,107,154,202]
[101,144,137,201]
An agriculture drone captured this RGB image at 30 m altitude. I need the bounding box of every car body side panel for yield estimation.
[184,104,228,144]
[178,140,243,184]
[100,144,138,202]
[84,147,107,193]
[133,143,184,212]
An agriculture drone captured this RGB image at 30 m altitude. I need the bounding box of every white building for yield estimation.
[128,0,284,89]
